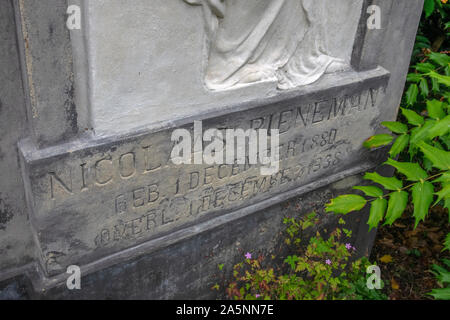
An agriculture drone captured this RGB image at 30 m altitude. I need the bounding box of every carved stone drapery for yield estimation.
[183,0,350,90]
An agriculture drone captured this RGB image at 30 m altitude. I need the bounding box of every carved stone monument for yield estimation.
[0,0,423,299]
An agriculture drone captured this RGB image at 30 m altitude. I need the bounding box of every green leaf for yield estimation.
[419,78,429,97]
[433,266,450,284]
[417,141,450,170]
[325,195,367,214]
[431,77,440,92]
[353,186,384,198]
[423,157,434,171]
[434,172,450,184]
[443,259,450,269]
[441,134,450,150]
[443,91,450,102]
[410,120,435,145]
[401,108,424,126]
[429,52,450,67]
[433,140,444,150]
[428,115,450,139]
[284,255,300,270]
[389,134,410,158]
[363,134,393,149]
[384,158,428,181]
[411,181,434,228]
[428,71,450,87]
[409,128,420,158]
[445,233,450,252]
[416,35,431,45]
[414,62,435,73]
[405,84,419,105]
[424,0,435,18]
[435,184,450,206]
[407,73,422,83]
[429,288,450,300]
[381,121,408,134]
[384,191,409,226]
[364,172,403,191]
[368,198,387,231]
[444,199,450,219]
[427,100,446,120]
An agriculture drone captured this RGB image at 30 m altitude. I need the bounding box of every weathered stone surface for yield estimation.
[0,0,35,277]
[20,68,388,276]
[0,0,424,299]
[80,0,364,136]
[33,173,379,299]
[14,0,82,147]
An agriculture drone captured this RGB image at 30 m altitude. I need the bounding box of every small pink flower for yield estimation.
[326,259,332,265]
[345,243,352,250]
[255,294,261,298]
[245,252,252,259]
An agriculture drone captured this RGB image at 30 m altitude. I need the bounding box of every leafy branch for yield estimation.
[325,47,450,298]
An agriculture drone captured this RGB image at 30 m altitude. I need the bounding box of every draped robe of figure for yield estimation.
[184,0,348,90]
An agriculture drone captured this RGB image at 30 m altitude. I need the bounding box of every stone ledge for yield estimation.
[19,67,390,278]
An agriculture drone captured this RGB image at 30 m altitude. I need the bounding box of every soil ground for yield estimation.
[370,205,449,300]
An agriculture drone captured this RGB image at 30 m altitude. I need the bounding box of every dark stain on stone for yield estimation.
[0,195,14,230]
[48,23,54,37]
[64,83,78,136]
[0,276,30,300]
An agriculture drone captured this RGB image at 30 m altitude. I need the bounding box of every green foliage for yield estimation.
[325,2,450,299]
[368,198,388,231]
[424,0,437,19]
[223,214,386,300]
[384,158,428,181]
[429,259,450,299]
[381,121,409,134]
[325,195,367,215]
[445,233,450,251]
[363,134,393,149]
[352,186,384,198]
[389,134,410,158]
[411,181,435,227]
[384,191,409,226]
[364,172,403,191]
[215,3,449,300]
[401,108,424,126]
[325,51,450,233]
[412,0,449,63]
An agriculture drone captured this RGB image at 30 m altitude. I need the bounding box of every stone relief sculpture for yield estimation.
[184,0,350,91]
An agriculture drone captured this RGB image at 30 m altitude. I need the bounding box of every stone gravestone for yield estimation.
[0,0,423,299]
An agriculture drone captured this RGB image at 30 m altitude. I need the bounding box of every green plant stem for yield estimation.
[365,171,445,203]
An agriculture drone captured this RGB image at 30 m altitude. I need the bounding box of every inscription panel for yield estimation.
[20,69,389,276]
